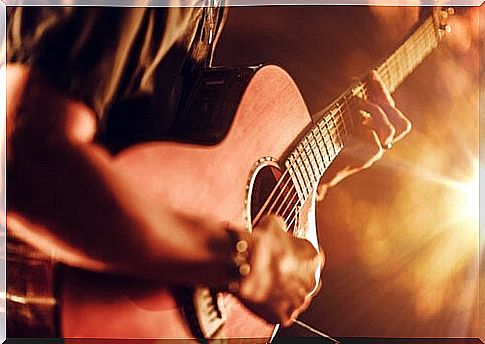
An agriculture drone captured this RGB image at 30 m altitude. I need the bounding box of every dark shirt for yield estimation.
[7,7,226,136]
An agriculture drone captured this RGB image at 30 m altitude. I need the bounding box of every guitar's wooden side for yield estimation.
[61,65,318,340]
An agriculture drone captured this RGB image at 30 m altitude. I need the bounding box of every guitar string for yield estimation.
[254,94,357,227]
[247,21,441,343]
[279,19,443,334]
[253,69,364,225]
[378,19,431,86]
[278,20,441,228]
[265,64,418,227]
[253,86,364,227]
[293,319,341,344]
[378,18,436,92]
[280,27,429,227]
[269,106,354,224]
[252,17,438,229]
[252,100,351,227]
[382,28,434,90]
[268,87,357,208]
[377,18,435,91]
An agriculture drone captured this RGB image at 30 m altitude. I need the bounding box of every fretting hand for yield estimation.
[317,71,412,198]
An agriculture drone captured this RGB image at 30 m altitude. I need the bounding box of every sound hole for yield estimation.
[250,164,299,232]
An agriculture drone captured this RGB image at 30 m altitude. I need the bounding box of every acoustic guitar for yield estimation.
[7,7,452,343]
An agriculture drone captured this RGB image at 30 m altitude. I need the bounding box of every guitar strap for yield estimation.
[99,5,229,152]
[6,234,60,337]
[155,2,228,134]
[195,0,228,68]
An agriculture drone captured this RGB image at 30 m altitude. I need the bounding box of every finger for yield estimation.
[256,215,276,232]
[278,301,295,327]
[312,276,323,296]
[318,246,326,269]
[258,214,287,232]
[366,71,412,143]
[318,128,382,187]
[379,104,412,142]
[300,292,313,313]
[353,128,384,169]
[271,215,288,232]
[366,70,395,107]
[292,287,308,310]
[357,98,396,147]
[288,291,314,326]
[316,183,329,202]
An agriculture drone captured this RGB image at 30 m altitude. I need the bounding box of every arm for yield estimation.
[7,64,235,283]
[6,64,320,326]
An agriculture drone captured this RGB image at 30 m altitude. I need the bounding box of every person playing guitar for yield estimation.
[5,6,412,340]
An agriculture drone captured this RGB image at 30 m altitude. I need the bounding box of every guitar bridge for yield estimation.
[192,286,227,339]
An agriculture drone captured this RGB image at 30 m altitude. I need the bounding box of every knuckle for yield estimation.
[319,249,326,267]
[389,124,397,137]
[279,306,292,326]
[273,215,287,231]
[403,118,412,134]
[296,294,306,308]
[366,102,381,114]
[394,117,412,140]
[257,215,271,228]
[372,145,384,160]
[383,124,396,141]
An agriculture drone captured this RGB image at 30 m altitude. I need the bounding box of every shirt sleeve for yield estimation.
[8,7,150,118]
[7,7,208,120]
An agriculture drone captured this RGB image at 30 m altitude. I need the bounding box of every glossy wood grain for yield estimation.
[61,65,317,340]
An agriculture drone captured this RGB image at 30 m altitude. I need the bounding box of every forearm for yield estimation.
[6,64,233,286]
[9,136,234,284]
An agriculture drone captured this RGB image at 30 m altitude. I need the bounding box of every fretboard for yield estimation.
[285,12,449,202]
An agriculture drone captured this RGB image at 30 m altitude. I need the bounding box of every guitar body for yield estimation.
[60,65,320,341]
[9,9,450,339]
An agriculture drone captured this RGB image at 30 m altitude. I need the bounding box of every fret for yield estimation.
[310,128,326,172]
[291,153,307,196]
[294,147,312,193]
[303,136,321,178]
[316,123,332,166]
[324,119,338,156]
[341,94,355,132]
[322,120,337,160]
[402,44,411,80]
[379,61,391,91]
[336,104,348,138]
[396,52,403,83]
[409,38,420,72]
[286,158,304,199]
[427,19,438,51]
[288,154,308,198]
[330,111,344,148]
[322,120,336,157]
[297,144,316,186]
[284,11,449,207]
[376,17,440,93]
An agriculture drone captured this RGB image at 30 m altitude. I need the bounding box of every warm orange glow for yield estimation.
[456,163,479,228]
[308,7,480,338]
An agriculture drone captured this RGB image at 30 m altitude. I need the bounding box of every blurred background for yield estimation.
[215,6,481,339]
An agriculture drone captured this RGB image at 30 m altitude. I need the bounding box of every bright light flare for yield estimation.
[458,174,479,224]
[449,161,479,230]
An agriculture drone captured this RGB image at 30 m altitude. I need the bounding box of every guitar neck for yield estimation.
[285,10,450,201]
[377,15,446,93]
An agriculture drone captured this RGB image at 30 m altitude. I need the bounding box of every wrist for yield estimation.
[225,227,252,293]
